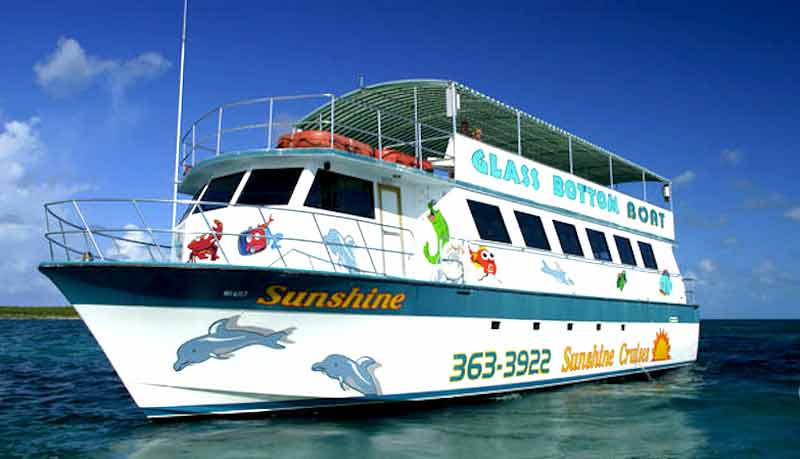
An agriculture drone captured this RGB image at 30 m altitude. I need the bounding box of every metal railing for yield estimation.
[178,93,453,178]
[44,198,417,277]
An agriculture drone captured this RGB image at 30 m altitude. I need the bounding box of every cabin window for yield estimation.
[305,169,375,218]
[586,229,612,262]
[196,172,245,212]
[638,241,658,270]
[514,211,551,251]
[237,168,303,206]
[466,200,511,243]
[553,220,584,257]
[614,235,637,266]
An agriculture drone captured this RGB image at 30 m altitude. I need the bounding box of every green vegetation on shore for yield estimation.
[0,306,78,319]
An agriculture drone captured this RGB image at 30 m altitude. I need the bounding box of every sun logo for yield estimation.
[652,329,671,361]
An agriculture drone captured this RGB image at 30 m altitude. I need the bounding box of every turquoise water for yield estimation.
[1,320,798,458]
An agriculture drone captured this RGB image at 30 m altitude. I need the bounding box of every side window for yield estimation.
[237,168,303,205]
[196,172,245,212]
[466,200,511,243]
[637,241,658,270]
[304,169,375,218]
[614,235,637,266]
[514,210,550,251]
[586,228,612,262]
[553,220,584,257]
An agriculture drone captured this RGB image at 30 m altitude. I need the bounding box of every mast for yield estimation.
[171,0,188,229]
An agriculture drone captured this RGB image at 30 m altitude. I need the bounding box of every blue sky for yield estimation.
[1,1,797,317]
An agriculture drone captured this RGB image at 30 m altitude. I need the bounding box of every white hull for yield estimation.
[75,304,698,419]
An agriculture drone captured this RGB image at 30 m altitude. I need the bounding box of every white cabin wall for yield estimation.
[178,152,688,306]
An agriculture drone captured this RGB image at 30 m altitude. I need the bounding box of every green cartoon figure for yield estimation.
[423,200,450,264]
[617,271,627,291]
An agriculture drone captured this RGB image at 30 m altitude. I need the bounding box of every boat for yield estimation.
[39,79,699,419]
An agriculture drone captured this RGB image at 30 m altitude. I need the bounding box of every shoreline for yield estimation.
[0,307,78,320]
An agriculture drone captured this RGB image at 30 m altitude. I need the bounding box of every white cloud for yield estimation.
[754,260,776,275]
[34,37,171,99]
[105,224,156,261]
[0,115,90,304]
[721,148,743,165]
[785,207,800,221]
[699,258,717,273]
[672,170,696,185]
[743,192,784,209]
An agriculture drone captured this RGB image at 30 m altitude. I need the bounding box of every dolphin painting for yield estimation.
[311,354,381,396]
[323,229,359,272]
[173,316,295,371]
[541,260,575,286]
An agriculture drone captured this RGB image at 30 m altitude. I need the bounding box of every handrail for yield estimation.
[42,198,417,278]
[177,92,453,180]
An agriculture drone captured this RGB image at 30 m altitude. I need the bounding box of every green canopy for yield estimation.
[297,79,666,186]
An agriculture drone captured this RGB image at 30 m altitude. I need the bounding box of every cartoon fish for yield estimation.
[541,260,574,286]
[237,214,284,256]
[173,316,295,371]
[469,245,497,280]
[423,200,450,265]
[659,270,673,295]
[617,271,627,291]
[312,354,381,396]
[323,229,358,272]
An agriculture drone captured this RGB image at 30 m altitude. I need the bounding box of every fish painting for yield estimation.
[659,270,673,295]
[617,271,627,291]
[311,354,381,396]
[173,316,295,371]
[469,245,497,280]
[237,214,284,256]
[323,229,358,272]
[541,260,574,286]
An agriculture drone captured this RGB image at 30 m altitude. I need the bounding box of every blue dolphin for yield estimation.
[541,260,574,286]
[173,316,295,371]
[311,354,381,396]
[323,229,358,272]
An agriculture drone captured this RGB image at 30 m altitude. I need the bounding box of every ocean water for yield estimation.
[1,320,798,458]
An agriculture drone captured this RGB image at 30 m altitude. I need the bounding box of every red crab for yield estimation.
[187,219,223,262]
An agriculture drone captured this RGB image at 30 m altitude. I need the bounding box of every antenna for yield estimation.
[171,0,189,229]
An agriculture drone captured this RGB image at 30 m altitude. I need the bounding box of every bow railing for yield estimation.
[44,198,417,277]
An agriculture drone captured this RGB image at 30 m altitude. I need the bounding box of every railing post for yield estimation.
[72,200,104,260]
[191,124,196,166]
[267,98,274,148]
[356,220,377,274]
[132,199,165,261]
[413,87,420,166]
[216,106,223,155]
[58,219,70,261]
[609,155,614,189]
[568,136,574,174]
[313,214,337,271]
[377,110,382,157]
[516,110,522,155]
[44,207,54,261]
[642,170,647,201]
[329,96,335,148]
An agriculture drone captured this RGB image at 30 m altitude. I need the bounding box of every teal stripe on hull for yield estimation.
[40,262,699,323]
[143,361,692,417]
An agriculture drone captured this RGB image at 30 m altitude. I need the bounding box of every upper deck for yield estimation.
[177,80,674,239]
